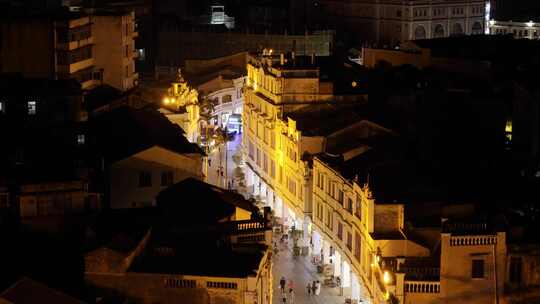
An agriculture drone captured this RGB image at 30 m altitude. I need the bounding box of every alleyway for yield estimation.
[206,133,241,188]
[272,239,347,304]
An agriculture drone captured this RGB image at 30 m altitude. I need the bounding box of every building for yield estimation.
[0,8,99,89]
[91,107,204,209]
[242,52,370,263]
[489,20,540,39]
[0,74,86,124]
[91,9,139,91]
[298,0,487,44]
[84,179,272,304]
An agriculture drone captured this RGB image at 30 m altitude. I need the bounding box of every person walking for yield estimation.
[306,282,312,295]
[279,276,286,293]
[288,288,295,304]
[287,279,295,294]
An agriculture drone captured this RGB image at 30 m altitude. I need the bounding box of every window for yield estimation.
[125,45,129,57]
[326,209,331,228]
[256,148,261,167]
[279,165,283,184]
[125,23,129,36]
[337,222,343,240]
[125,65,129,77]
[0,101,4,113]
[354,232,362,261]
[346,232,352,250]
[161,171,174,186]
[138,171,152,187]
[509,257,522,283]
[222,94,232,103]
[270,160,275,178]
[270,132,275,149]
[355,197,362,220]
[27,101,36,115]
[338,190,344,205]
[396,10,401,17]
[471,259,485,278]
[288,177,297,196]
[347,198,353,213]
[263,153,268,173]
[77,134,85,145]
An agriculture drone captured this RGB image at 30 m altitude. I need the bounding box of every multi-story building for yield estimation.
[242,52,369,251]
[303,0,487,43]
[0,8,99,89]
[92,9,139,91]
[488,20,540,39]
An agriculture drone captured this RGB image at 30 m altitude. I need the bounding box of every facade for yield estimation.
[488,20,540,39]
[199,75,245,131]
[310,0,486,43]
[92,10,139,91]
[0,10,99,89]
[241,52,369,274]
[18,180,100,218]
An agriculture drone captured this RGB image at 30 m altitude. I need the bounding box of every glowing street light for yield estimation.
[383,271,392,284]
[163,97,170,104]
[527,21,535,28]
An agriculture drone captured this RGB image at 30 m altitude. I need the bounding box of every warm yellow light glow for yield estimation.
[351,81,357,87]
[505,120,512,133]
[385,291,390,300]
[269,49,273,55]
[383,271,392,284]
[376,255,381,263]
[254,82,258,91]
[170,97,176,104]
[163,97,170,104]
[371,262,376,267]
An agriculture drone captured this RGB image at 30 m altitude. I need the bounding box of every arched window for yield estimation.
[414,25,426,39]
[452,23,464,35]
[472,22,483,34]
[433,24,445,38]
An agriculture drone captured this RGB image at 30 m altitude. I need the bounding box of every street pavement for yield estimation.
[206,133,241,188]
[272,240,346,304]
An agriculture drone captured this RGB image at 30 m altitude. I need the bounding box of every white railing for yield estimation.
[405,281,440,293]
[450,235,496,246]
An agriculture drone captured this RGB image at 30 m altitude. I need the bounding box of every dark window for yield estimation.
[347,198,353,213]
[354,232,361,260]
[138,171,152,187]
[338,190,344,205]
[337,222,343,240]
[161,171,174,187]
[346,232,352,250]
[510,257,522,283]
[396,10,401,17]
[472,259,484,278]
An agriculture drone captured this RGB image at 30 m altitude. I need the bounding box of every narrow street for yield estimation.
[206,133,242,188]
[272,239,347,304]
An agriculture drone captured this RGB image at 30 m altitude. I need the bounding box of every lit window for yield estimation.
[0,101,4,113]
[77,134,85,145]
[27,101,36,115]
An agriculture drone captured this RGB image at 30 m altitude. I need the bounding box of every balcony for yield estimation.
[57,36,93,51]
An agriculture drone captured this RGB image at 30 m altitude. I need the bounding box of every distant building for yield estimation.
[488,20,540,39]
[0,8,99,89]
[92,107,204,209]
[91,9,139,92]
[299,0,486,44]
[0,74,86,124]
[85,179,272,304]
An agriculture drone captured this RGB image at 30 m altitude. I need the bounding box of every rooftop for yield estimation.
[284,103,369,137]
[130,234,267,277]
[0,278,83,304]
[91,107,203,163]
[156,178,259,225]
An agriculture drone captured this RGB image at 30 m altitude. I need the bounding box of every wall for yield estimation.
[374,205,403,233]
[157,30,333,66]
[109,146,202,209]
[93,13,137,91]
[439,232,506,303]
[0,19,55,78]
[362,47,431,69]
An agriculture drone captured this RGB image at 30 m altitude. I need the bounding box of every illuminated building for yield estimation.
[488,20,540,39]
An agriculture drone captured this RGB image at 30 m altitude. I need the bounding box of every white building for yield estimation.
[488,20,540,39]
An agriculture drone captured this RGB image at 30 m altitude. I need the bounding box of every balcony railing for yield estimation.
[449,235,497,246]
[404,281,440,294]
